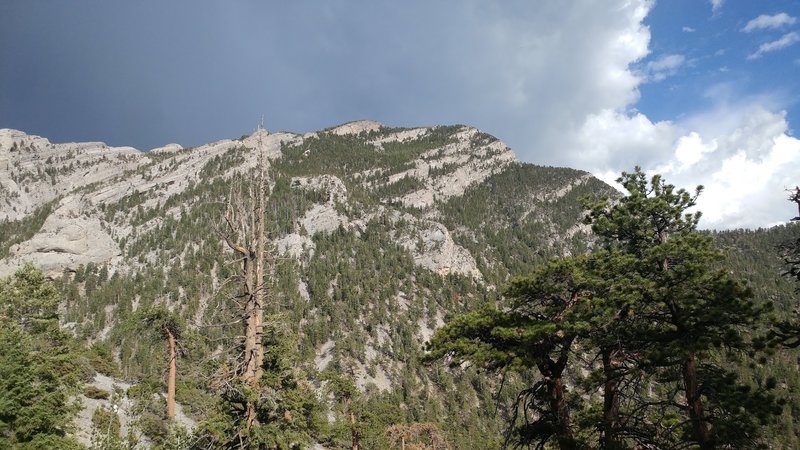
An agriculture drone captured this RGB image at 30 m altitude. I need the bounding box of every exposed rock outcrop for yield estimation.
[390,212,483,280]
[0,122,516,281]
[0,195,121,277]
[329,120,383,136]
[72,373,196,447]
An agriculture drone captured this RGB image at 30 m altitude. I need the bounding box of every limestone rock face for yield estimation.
[329,120,383,136]
[72,373,196,448]
[390,212,482,280]
[0,121,525,281]
[369,126,516,209]
[291,175,349,203]
[291,175,352,235]
[276,233,315,259]
[0,127,297,276]
[0,195,121,277]
[301,203,350,235]
[0,128,149,222]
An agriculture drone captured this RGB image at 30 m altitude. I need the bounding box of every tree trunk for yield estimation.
[348,397,359,450]
[549,376,576,450]
[242,255,257,385]
[166,327,176,420]
[253,143,266,384]
[601,348,620,449]
[538,343,575,449]
[241,252,260,431]
[683,352,712,449]
[228,130,270,432]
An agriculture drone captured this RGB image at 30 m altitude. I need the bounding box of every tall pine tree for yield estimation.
[427,167,783,449]
[0,265,84,449]
[582,167,781,449]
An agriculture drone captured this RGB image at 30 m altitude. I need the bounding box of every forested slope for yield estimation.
[0,122,798,448]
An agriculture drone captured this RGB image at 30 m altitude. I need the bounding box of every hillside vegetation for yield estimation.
[0,123,797,449]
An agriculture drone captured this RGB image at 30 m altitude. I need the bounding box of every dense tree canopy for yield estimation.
[0,265,84,449]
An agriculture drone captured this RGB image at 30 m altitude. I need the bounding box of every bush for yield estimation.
[84,385,111,400]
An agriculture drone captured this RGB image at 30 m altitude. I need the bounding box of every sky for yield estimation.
[1,0,799,230]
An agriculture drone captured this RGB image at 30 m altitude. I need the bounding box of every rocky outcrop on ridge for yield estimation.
[0,122,584,285]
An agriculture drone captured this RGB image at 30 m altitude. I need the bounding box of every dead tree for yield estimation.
[789,186,800,221]
[222,124,271,433]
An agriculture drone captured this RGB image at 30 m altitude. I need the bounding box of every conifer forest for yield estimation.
[0,124,799,449]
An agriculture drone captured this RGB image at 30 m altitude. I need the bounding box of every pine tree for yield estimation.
[426,258,590,448]
[427,167,783,449]
[126,305,184,421]
[582,167,781,448]
[320,371,361,450]
[0,265,84,449]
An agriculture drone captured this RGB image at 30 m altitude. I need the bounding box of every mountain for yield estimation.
[1,121,797,448]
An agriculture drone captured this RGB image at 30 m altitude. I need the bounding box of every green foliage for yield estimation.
[194,320,325,449]
[125,305,184,344]
[0,265,85,449]
[429,167,785,449]
[426,258,587,448]
[0,263,60,330]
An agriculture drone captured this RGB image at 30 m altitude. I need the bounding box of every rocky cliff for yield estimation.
[0,121,523,278]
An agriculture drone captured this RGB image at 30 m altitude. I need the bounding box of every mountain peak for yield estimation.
[330,120,383,136]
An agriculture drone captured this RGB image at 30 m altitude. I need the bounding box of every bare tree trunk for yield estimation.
[601,348,620,449]
[683,352,712,449]
[166,327,176,420]
[550,376,575,450]
[243,249,259,430]
[224,126,270,434]
[253,142,266,384]
[242,255,257,384]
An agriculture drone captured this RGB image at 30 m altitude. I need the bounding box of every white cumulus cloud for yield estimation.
[673,132,717,170]
[447,0,797,229]
[589,106,800,230]
[710,0,724,13]
[692,109,800,228]
[742,12,796,32]
[574,109,677,172]
[748,31,800,59]
[459,0,654,170]
[644,54,685,81]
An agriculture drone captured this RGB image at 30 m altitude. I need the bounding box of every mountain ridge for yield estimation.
[0,121,530,278]
[0,121,622,448]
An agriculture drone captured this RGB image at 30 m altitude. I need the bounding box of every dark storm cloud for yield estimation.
[1,1,494,149]
[1,1,644,159]
[3,1,800,229]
